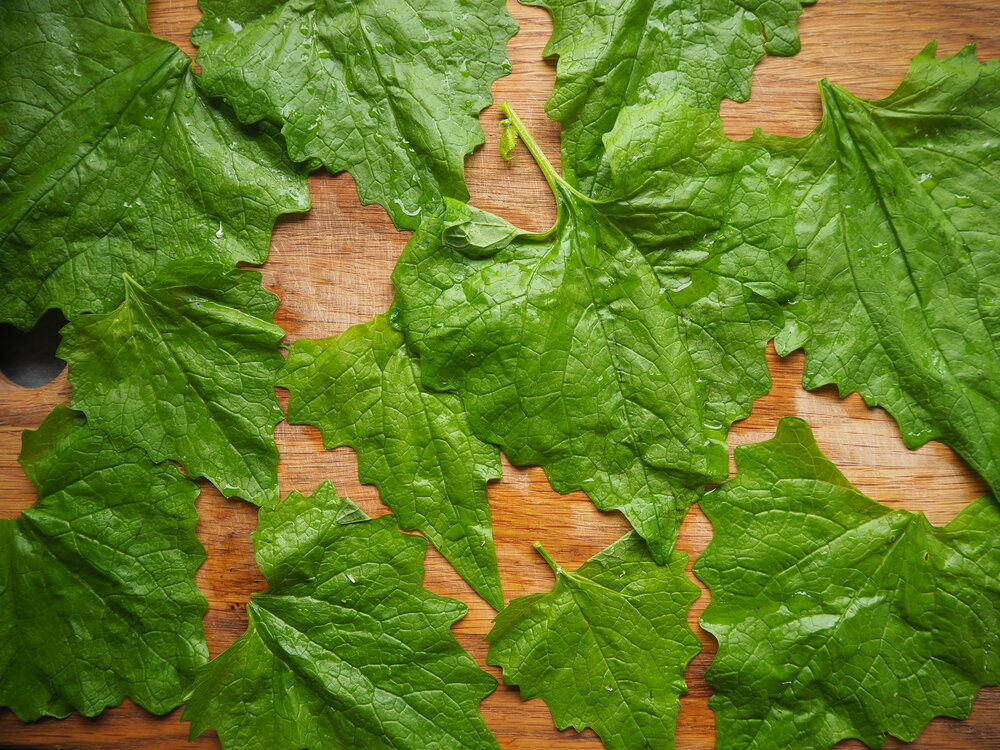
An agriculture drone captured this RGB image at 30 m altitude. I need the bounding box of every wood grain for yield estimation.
[1,0,999,747]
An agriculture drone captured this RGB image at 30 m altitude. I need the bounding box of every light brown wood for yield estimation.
[2,0,999,747]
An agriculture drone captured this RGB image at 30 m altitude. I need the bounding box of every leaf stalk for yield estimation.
[532,542,563,575]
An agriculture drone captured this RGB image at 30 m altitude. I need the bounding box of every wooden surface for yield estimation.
[2,0,999,747]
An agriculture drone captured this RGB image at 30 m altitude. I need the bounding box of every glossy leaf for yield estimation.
[392,101,793,560]
[61,262,285,505]
[696,417,1000,750]
[527,0,811,190]
[487,534,700,749]
[0,406,207,721]
[279,314,504,609]
[183,482,498,749]
[600,97,796,430]
[763,44,1000,496]
[0,0,309,329]
[193,0,517,229]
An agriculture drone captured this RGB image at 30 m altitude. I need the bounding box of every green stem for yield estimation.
[533,542,563,575]
[499,102,562,196]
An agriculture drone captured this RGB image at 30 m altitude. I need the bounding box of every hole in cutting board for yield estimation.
[0,309,68,388]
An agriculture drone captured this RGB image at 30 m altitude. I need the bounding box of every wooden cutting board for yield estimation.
[2,0,999,747]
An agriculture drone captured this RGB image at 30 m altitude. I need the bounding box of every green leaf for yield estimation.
[192,0,517,229]
[182,481,499,749]
[499,116,520,160]
[527,0,810,190]
[600,97,797,430]
[60,262,285,506]
[760,44,1000,497]
[0,0,309,329]
[278,314,504,609]
[695,417,1000,750]
[0,406,207,721]
[487,534,700,749]
[391,101,793,560]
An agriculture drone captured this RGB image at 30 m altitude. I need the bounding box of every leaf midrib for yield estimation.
[121,283,262,492]
[826,91,998,459]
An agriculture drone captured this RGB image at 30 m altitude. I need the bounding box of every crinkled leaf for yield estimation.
[761,44,1000,496]
[0,406,207,721]
[182,481,498,749]
[392,102,793,560]
[527,0,810,190]
[394,198,707,562]
[601,97,796,430]
[0,0,309,329]
[192,0,517,229]
[278,314,504,609]
[695,417,1000,750]
[60,261,285,505]
[487,534,700,749]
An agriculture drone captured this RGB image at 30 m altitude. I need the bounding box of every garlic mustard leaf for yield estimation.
[762,45,1000,497]
[487,534,700,749]
[0,0,309,329]
[279,314,504,609]
[0,406,207,721]
[61,262,285,506]
[527,0,811,190]
[697,417,1000,749]
[183,482,499,750]
[193,0,517,229]
[392,101,793,559]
